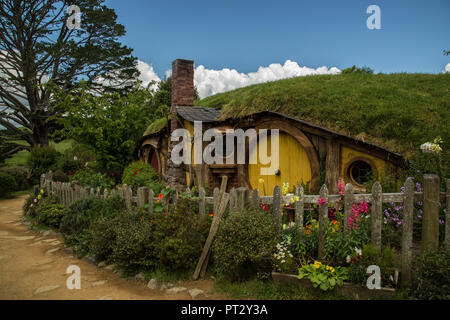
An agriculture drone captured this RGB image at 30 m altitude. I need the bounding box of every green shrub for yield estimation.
[122,161,164,193]
[0,166,30,191]
[23,187,45,217]
[89,217,119,262]
[69,169,114,190]
[154,199,210,271]
[36,203,68,228]
[213,205,277,281]
[0,172,17,197]
[53,169,69,182]
[110,213,157,273]
[60,195,124,254]
[27,145,61,181]
[56,153,83,175]
[408,247,450,300]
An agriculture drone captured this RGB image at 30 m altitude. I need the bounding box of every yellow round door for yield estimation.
[248,131,311,195]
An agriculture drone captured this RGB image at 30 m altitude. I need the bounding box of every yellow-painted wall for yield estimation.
[248,131,311,195]
[340,146,386,184]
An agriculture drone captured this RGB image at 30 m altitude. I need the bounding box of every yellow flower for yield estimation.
[295,196,300,201]
[40,189,44,194]
[258,178,264,184]
[290,197,295,204]
[37,195,42,200]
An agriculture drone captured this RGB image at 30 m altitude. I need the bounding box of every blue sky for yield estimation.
[103,0,449,97]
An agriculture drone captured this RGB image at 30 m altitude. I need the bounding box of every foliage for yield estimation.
[408,247,450,300]
[55,87,160,175]
[341,65,374,74]
[197,73,450,162]
[121,162,164,193]
[0,166,30,191]
[27,146,61,181]
[213,205,277,281]
[60,195,124,253]
[273,238,295,273]
[69,169,115,191]
[297,261,348,291]
[153,199,210,271]
[347,243,396,288]
[0,172,17,197]
[0,0,138,152]
[53,170,69,183]
[23,187,43,217]
[36,203,68,229]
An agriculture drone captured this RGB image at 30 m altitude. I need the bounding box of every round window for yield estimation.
[348,160,373,185]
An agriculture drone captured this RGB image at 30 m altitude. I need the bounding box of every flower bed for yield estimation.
[272,272,396,300]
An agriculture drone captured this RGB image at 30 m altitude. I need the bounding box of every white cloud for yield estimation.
[193,60,341,99]
[444,62,450,74]
[136,60,161,88]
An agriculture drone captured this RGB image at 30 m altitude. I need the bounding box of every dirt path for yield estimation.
[0,195,227,300]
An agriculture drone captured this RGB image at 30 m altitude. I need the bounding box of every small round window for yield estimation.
[348,160,373,185]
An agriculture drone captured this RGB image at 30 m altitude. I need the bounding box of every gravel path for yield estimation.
[0,195,226,300]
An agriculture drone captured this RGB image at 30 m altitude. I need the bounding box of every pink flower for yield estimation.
[318,197,327,206]
[338,180,345,195]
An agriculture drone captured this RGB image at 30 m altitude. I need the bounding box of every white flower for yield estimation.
[420,142,442,154]
[73,156,78,161]
[346,255,351,263]
[355,248,362,256]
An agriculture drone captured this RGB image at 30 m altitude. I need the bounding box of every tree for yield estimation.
[341,65,374,74]
[0,0,139,158]
[54,85,160,176]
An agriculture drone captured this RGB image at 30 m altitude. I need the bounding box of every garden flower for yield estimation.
[37,195,42,200]
[338,179,345,195]
[258,178,264,184]
[209,212,214,217]
[282,182,289,195]
[318,197,326,206]
[158,193,163,199]
[40,189,44,194]
[134,171,137,175]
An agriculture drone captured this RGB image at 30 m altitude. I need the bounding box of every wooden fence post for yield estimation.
[229,188,237,211]
[422,174,440,251]
[199,187,206,220]
[137,187,148,208]
[251,188,260,208]
[213,187,220,213]
[273,185,282,239]
[343,183,354,233]
[371,182,382,253]
[318,184,329,260]
[123,184,132,211]
[295,185,304,232]
[401,177,414,287]
[148,189,154,214]
[236,187,249,210]
[446,179,450,248]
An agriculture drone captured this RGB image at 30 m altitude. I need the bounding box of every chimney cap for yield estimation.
[172,58,194,64]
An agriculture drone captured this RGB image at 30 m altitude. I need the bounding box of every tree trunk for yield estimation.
[32,122,49,147]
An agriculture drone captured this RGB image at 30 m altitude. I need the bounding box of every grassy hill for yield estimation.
[197,73,450,160]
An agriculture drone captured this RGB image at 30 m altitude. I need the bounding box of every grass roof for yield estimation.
[143,117,168,136]
[197,73,450,160]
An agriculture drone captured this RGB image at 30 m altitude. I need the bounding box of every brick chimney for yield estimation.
[165,59,194,191]
[171,59,194,132]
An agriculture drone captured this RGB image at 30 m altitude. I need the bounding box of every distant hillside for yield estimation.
[197,73,450,160]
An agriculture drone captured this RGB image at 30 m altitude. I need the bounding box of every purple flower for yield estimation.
[417,201,423,206]
[418,209,423,214]
[439,219,444,225]
[401,187,405,193]
[397,221,403,227]
[416,182,421,192]
[416,170,420,173]
[418,215,422,220]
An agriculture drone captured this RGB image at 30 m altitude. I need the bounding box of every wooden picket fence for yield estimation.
[40,172,449,287]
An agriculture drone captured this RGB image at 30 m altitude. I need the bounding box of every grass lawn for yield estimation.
[213,278,346,300]
[3,140,74,167]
